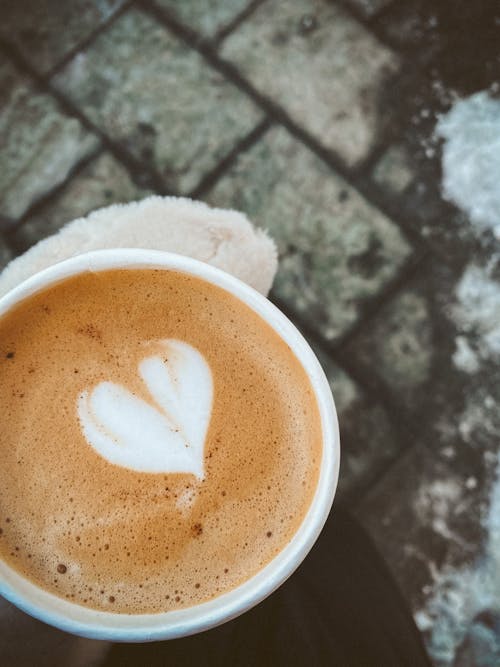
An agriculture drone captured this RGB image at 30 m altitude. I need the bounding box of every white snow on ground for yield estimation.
[436,91,500,239]
[452,263,500,370]
[436,90,500,375]
[416,443,500,665]
[415,388,500,665]
[414,91,500,665]
[452,335,480,374]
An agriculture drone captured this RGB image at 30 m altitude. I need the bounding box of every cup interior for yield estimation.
[0,249,340,641]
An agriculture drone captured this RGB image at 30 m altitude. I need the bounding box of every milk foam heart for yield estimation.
[77,340,213,478]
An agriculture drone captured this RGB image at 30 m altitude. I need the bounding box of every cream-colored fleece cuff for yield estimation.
[0,196,278,298]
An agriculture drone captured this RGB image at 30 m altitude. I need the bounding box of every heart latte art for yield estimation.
[78,340,213,478]
[0,269,322,614]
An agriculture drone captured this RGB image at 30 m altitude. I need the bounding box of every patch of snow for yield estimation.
[415,609,434,632]
[416,400,500,665]
[457,390,498,444]
[453,335,480,373]
[414,479,462,523]
[441,446,456,460]
[436,91,500,238]
[465,477,478,491]
[452,264,500,369]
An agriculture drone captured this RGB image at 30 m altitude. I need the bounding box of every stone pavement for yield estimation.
[1,1,499,665]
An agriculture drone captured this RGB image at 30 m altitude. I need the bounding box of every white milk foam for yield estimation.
[77,340,213,478]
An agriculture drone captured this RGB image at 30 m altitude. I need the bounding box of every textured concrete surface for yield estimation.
[207,127,411,340]
[53,9,262,193]
[346,279,433,411]
[13,152,152,250]
[219,0,400,166]
[0,61,99,221]
[154,0,251,37]
[1,1,499,665]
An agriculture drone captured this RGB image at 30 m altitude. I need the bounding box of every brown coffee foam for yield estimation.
[0,270,322,613]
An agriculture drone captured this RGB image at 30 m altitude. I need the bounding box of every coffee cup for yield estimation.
[0,249,340,641]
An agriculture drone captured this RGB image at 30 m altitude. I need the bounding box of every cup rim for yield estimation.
[0,249,340,641]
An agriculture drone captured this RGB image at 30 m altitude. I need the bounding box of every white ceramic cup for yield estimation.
[0,249,340,642]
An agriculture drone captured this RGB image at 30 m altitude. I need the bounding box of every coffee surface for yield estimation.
[0,269,322,613]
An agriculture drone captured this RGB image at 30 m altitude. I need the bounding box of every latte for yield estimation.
[0,269,322,614]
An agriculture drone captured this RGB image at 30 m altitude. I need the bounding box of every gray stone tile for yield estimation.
[207,127,412,341]
[313,346,404,499]
[53,9,262,194]
[219,0,400,166]
[0,60,100,222]
[0,0,126,74]
[373,144,416,194]
[14,153,152,249]
[346,258,500,432]
[345,277,433,413]
[153,0,251,37]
